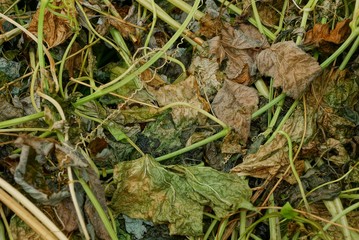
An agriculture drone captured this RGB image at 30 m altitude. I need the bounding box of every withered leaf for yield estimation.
[231,104,314,183]
[209,23,269,84]
[108,155,253,236]
[256,41,322,99]
[148,75,210,126]
[188,56,222,100]
[231,135,305,184]
[212,80,258,148]
[28,7,73,48]
[304,19,351,54]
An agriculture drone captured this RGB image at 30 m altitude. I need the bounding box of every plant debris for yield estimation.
[1,0,359,239]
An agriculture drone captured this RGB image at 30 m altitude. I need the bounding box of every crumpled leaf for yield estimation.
[13,136,71,205]
[231,104,315,183]
[188,56,223,100]
[212,80,258,150]
[10,216,42,240]
[209,23,269,84]
[304,19,351,54]
[256,41,322,99]
[108,155,253,236]
[28,4,74,48]
[123,215,151,240]
[149,75,210,126]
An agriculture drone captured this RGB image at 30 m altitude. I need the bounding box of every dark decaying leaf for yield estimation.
[13,136,70,205]
[108,155,253,236]
[0,57,21,81]
[256,41,322,99]
[231,103,317,183]
[56,198,79,233]
[0,95,23,121]
[283,165,342,207]
[84,168,111,240]
[212,80,258,150]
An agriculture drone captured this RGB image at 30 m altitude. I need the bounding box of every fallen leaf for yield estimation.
[208,23,269,84]
[304,19,351,54]
[199,15,223,38]
[231,104,315,183]
[108,155,253,236]
[149,75,210,126]
[28,5,74,48]
[256,41,322,99]
[212,80,258,148]
[188,56,223,100]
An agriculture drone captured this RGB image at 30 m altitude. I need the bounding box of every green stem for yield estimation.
[320,28,359,68]
[251,93,286,119]
[274,0,289,36]
[75,171,118,240]
[268,194,279,240]
[263,97,284,138]
[278,130,310,212]
[266,99,298,143]
[109,28,132,66]
[239,210,247,238]
[0,112,45,129]
[74,0,202,107]
[339,35,359,70]
[59,33,78,98]
[167,0,204,20]
[136,0,201,47]
[38,0,50,91]
[250,0,264,34]
[143,0,157,55]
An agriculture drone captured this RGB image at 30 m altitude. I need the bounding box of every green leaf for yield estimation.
[106,121,127,141]
[281,202,298,220]
[108,155,254,236]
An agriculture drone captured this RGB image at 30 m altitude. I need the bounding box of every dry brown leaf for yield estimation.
[188,56,222,100]
[212,80,258,149]
[231,135,305,184]
[64,42,82,78]
[304,19,351,54]
[231,103,315,183]
[256,41,322,99]
[28,7,73,48]
[199,14,223,38]
[56,199,78,233]
[209,23,269,84]
[148,75,210,126]
[231,135,287,178]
